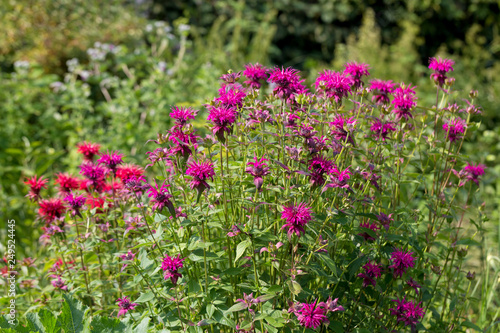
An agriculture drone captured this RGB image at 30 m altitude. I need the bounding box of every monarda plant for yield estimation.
[13,58,487,332]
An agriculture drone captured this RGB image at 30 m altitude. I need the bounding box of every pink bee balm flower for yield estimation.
[443,118,466,143]
[308,155,334,187]
[243,63,268,88]
[116,296,138,317]
[24,175,48,201]
[97,151,123,172]
[64,193,86,217]
[50,275,68,291]
[326,166,351,190]
[215,83,247,109]
[453,163,486,186]
[369,79,395,104]
[245,154,270,190]
[429,57,455,86]
[268,67,307,101]
[294,300,329,329]
[281,202,313,238]
[392,83,417,120]
[147,181,174,215]
[357,261,382,287]
[330,115,356,144]
[80,162,107,190]
[235,293,261,313]
[389,297,425,328]
[344,62,370,89]
[359,221,380,241]
[207,105,237,142]
[161,254,184,285]
[389,248,416,278]
[370,119,396,141]
[38,198,66,224]
[169,106,198,126]
[168,128,199,159]
[185,160,215,194]
[315,70,353,103]
[77,141,100,161]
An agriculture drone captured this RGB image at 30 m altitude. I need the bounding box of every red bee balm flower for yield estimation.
[77,142,100,161]
[55,173,80,194]
[38,198,66,224]
[281,203,313,238]
[24,175,48,201]
[116,164,144,182]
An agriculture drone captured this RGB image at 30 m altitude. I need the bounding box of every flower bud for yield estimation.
[445,77,455,86]
[469,90,478,99]
[457,247,468,258]
[466,271,475,281]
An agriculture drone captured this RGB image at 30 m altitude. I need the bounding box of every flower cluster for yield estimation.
[429,56,454,86]
[315,70,352,103]
[281,203,313,238]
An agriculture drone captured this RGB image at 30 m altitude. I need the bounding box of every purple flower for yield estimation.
[392,83,417,120]
[245,154,270,190]
[308,155,334,187]
[406,277,421,294]
[186,160,216,194]
[358,221,380,241]
[389,248,416,278]
[161,254,184,285]
[315,70,353,103]
[453,163,486,186]
[389,297,425,328]
[227,225,242,237]
[207,105,237,142]
[293,300,329,329]
[235,293,261,313]
[215,83,246,109]
[50,275,68,291]
[147,181,174,214]
[281,203,313,238]
[369,79,395,104]
[357,261,382,287]
[64,193,86,217]
[220,71,241,84]
[116,296,138,317]
[80,162,107,190]
[168,128,199,159]
[370,119,396,141]
[123,175,148,193]
[243,63,268,88]
[330,115,356,144]
[429,57,455,86]
[376,212,393,231]
[344,62,370,89]
[326,166,351,190]
[268,67,307,101]
[97,151,123,172]
[443,118,466,143]
[169,106,198,127]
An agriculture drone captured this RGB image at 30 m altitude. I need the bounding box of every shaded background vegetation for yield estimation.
[0,0,499,325]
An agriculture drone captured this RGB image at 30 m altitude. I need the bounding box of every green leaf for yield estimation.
[36,309,58,333]
[59,294,88,333]
[461,320,482,331]
[317,253,338,277]
[26,312,44,332]
[133,317,150,333]
[329,320,344,333]
[234,239,251,264]
[206,304,216,318]
[287,280,302,295]
[134,291,154,303]
[225,302,248,313]
[89,316,126,333]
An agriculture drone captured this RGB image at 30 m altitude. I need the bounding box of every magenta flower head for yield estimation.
[344,62,370,90]
[389,248,416,278]
[443,118,466,143]
[294,299,329,329]
[168,128,199,159]
[245,154,270,190]
[358,221,380,241]
[429,56,455,86]
[370,118,396,141]
[315,70,353,104]
[389,297,425,328]
[268,67,307,101]
[243,63,268,88]
[453,163,486,186]
[186,160,215,196]
[38,198,66,224]
[392,83,417,120]
[55,173,80,194]
[235,293,261,313]
[77,141,100,161]
[357,260,382,287]
[24,175,48,201]
[161,254,184,285]
[147,180,175,216]
[50,275,68,291]
[207,105,237,143]
[308,155,334,188]
[97,151,123,173]
[281,202,313,239]
[169,106,198,127]
[80,162,107,190]
[330,114,357,144]
[116,296,138,317]
[326,166,351,190]
[369,79,395,104]
[215,83,247,109]
[64,193,86,217]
